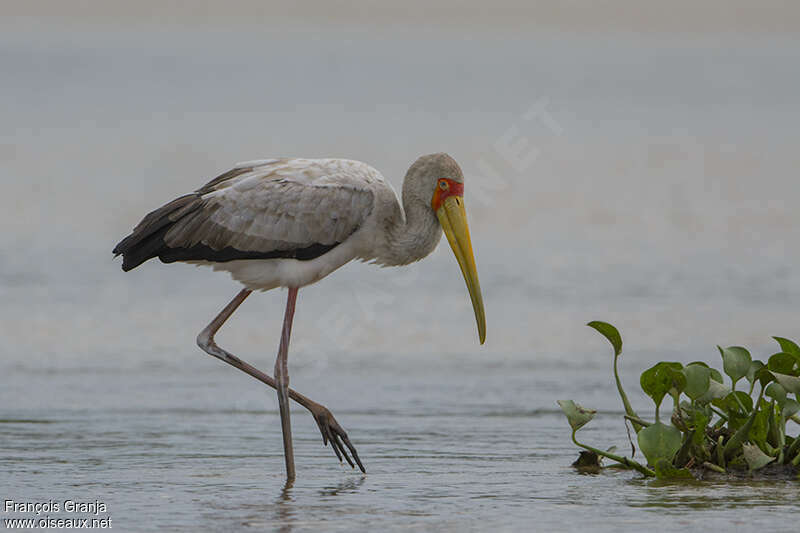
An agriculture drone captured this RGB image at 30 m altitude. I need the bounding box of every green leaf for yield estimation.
[715,391,754,415]
[750,399,771,449]
[682,364,711,400]
[724,386,766,460]
[746,360,765,388]
[784,399,800,418]
[742,443,775,471]
[696,377,729,405]
[773,337,800,361]
[557,400,597,432]
[683,404,710,443]
[766,382,787,407]
[668,368,687,396]
[714,391,753,432]
[768,352,797,375]
[653,458,694,479]
[768,401,781,446]
[755,366,776,387]
[637,422,682,466]
[641,362,684,411]
[771,372,800,395]
[587,321,642,433]
[719,346,751,386]
[587,321,622,356]
[709,368,724,383]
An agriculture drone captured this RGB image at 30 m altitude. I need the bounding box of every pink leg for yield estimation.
[275,287,298,481]
[196,288,365,474]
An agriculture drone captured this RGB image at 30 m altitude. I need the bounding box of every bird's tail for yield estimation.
[112,194,202,272]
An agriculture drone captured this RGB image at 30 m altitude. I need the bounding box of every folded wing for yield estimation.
[113,158,376,272]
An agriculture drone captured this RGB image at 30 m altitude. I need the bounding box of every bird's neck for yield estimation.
[378,196,442,266]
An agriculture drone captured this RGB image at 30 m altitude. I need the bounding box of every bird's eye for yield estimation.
[438,180,448,190]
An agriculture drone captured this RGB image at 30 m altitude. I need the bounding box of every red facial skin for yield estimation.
[431,178,464,211]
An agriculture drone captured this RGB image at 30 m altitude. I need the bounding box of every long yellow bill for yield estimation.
[436,195,486,344]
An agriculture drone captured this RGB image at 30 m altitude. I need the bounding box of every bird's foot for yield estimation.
[308,401,365,473]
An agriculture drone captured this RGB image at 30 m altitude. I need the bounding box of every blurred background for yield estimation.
[1,0,799,391]
[3,3,800,531]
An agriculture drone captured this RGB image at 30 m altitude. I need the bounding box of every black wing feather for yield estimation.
[113,191,338,272]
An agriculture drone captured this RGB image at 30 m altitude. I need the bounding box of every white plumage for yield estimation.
[191,158,380,251]
[176,158,394,290]
[114,153,485,480]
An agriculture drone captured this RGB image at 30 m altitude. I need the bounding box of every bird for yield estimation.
[113,152,486,481]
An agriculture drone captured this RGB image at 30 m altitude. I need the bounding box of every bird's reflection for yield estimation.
[271,475,365,533]
[274,480,295,533]
[319,475,366,497]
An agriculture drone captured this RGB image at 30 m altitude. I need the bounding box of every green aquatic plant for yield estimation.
[559,322,800,479]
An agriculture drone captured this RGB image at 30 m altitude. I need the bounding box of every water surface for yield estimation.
[2,5,799,531]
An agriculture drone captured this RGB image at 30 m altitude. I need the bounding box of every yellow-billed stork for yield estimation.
[113,153,486,481]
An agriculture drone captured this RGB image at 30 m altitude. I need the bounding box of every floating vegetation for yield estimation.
[559,322,800,480]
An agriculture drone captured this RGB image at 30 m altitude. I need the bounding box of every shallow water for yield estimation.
[2,5,800,532]
[3,360,799,532]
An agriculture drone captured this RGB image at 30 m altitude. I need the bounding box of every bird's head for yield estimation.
[406,153,486,345]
